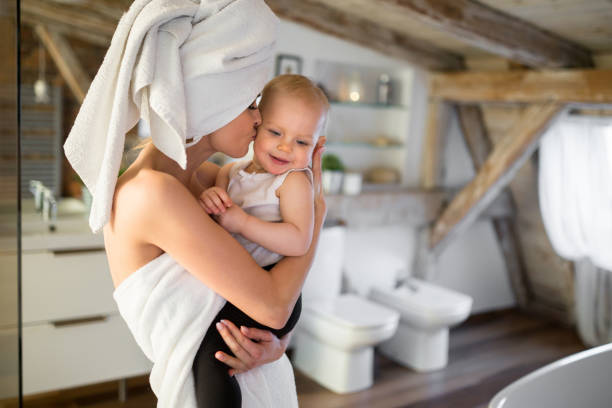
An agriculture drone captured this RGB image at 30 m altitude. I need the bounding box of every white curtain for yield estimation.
[575,259,612,346]
[538,114,612,346]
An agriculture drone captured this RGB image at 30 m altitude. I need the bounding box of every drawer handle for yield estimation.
[52,315,107,328]
[52,248,106,256]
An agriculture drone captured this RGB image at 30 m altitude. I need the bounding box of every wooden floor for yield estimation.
[6,309,585,408]
[294,309,585,408]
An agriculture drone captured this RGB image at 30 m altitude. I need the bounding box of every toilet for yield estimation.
[292,225,399,394]
[342,225,473,372]
[371,279,472,371]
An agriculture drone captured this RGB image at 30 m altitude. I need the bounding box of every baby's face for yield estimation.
[253,94,324,175]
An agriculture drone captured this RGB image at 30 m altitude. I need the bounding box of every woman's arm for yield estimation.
[215,171,314,256]
[132,139,326,330]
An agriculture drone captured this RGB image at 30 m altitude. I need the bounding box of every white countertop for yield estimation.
[19,199,104,252]
[14,190,444,251]
[21,228,104,252]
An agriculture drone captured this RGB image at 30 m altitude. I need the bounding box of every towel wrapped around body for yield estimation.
[113,252,299,407]
[64,1,294,404]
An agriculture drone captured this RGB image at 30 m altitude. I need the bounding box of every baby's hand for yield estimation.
[215,205,249,234]
[199,187,233,215]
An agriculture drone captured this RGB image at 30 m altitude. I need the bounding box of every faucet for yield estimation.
[394,270,419,293]
[29,180,57,231]
[42,189,58,225]
[29,180,45,211]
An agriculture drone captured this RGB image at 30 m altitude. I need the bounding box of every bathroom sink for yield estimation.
[21,217,90,235]
[20,199,103,251]
[22,198,89,233]
[22,198,87,217]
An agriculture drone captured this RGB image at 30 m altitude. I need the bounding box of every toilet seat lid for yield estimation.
[305,294,399,330]
[372,279,473,317]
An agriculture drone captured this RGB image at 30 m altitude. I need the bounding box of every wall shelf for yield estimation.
[330,101,408,110]
[316,59,413,183]
[326,141,404,149]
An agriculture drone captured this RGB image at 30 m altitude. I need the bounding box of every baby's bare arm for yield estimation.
[189,161,220,197]
[236,171,314,256]
[199,163,235,214]
[215,162,233,190]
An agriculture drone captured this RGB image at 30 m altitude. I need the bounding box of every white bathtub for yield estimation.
[489,342,612,408]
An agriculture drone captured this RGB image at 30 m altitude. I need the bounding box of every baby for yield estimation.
[192,74,329,408]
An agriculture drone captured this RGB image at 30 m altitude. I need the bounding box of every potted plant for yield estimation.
[321,153,344,194]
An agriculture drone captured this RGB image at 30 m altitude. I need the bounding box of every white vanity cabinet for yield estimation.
[21,237,152,395]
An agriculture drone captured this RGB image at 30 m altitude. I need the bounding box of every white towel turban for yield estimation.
[64,0,279,233]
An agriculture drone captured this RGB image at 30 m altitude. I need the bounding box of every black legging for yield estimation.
[192,264,301,408]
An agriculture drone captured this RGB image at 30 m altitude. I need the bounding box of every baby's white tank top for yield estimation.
[227,160,313,266]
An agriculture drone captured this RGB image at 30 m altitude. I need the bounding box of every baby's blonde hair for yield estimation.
[259,74,329,138]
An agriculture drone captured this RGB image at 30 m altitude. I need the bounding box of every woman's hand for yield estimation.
[214,319,291,376]
[311,136,327,228]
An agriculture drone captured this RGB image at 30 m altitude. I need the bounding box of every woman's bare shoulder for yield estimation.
[105,169,189,286]
[116,168,178,200]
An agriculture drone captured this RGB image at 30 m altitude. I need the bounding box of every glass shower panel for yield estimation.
[0,0,22,406]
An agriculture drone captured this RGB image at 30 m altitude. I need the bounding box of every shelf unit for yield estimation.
[329,101,409,110]
[326,141,404,149]
[316,60,413,184]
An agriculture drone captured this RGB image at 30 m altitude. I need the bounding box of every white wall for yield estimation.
[276,20,411,79]
[434,107,515,312]
[276,21,417,185]
[434,221,515,313]
[277,19,515,313]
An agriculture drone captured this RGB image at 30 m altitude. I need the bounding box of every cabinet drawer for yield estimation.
[23,314,152,395]
[0,327,18,399]
[0,253,18,328]
[22,250,117,324]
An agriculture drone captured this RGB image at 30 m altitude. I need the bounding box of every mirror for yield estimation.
[18,0,154,400]
[0,0,21,406]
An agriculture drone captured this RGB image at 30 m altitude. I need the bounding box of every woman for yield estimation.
[64,0,325,406]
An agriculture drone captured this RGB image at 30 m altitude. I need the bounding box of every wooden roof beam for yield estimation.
[265,0,463,71]
[22,0,115,45]
[374,0,593,68]
[430,69,612,104]
[429,102,564,254]
[420,100,452,189]
[34,25,91,103]
[21,14,110,47]
[456,104,530,308]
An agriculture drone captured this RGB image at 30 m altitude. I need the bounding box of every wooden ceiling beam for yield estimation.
[22,14,110,47]
[22,0,115,44]
[45,0,127,21]
[456,104,530,308]
[372,0,593,68]
[265,0,463,71]
[429,101,564,253]
[420,101,452,189]
[430,69,612,104]
[34,25,91,103]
